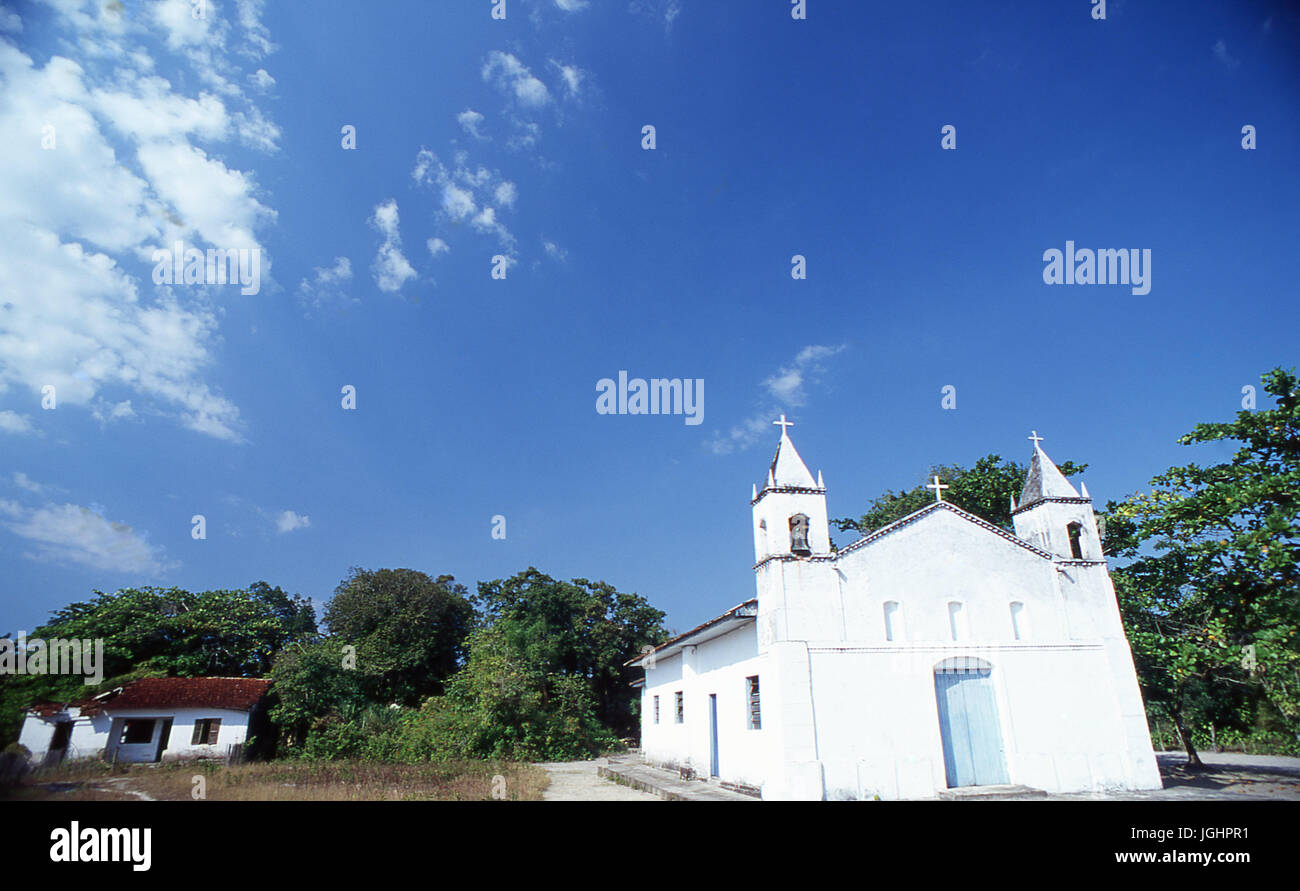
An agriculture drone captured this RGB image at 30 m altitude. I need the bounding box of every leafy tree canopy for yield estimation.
[323,567,476,705]
[833,453,1086,539]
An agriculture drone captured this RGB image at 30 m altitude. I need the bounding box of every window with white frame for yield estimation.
[674,691,683,724]
[746,676,761,729]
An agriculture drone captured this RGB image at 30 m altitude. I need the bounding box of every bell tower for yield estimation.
[751,416,830,563]
[1011,431,1102,560]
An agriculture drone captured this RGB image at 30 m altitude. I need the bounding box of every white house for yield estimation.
[630,421,1163,800]
[19,677,272,765]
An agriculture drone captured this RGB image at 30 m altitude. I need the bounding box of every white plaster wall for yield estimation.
[19,707,252,763]
[640,625,769,788]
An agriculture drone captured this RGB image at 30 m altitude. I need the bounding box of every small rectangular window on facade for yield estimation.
[191,718,221,745]
[653,695,660,724]
[746,676,761,730]
[674,691,684,724]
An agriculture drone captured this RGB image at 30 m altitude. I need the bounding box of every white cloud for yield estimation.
[707,344,847,455]
[554,0,589,10]
[248,68,275,90]
[427,237,450,257]
[549,60,584,96]
[482,51,551,108]
[0,4,280,442]
[13,472,44,494]
[412,148,517,255]
[275,509,310,533]
[369,200,417,293]
[0,10,21,33]
[457,108,486,140]
[0,410,35,435]
[542,238,566,261]
[298,256,355,310]
[2,500,175,574]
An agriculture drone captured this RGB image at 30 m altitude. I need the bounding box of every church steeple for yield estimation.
[1018,431,1081,509]
[1012,431,1101,560]
[752,416,830,561]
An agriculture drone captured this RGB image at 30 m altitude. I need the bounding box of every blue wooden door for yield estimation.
[934,667,1008,787]
[709,694,719,777]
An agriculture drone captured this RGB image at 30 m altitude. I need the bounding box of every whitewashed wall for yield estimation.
[19,706,253,763]
[639,625,769,789]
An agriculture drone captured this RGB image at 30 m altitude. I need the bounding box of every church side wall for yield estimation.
[639,625,769,789]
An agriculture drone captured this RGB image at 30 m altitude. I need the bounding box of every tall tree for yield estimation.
[1109,367,1300,763]
[323,568,476,705]
[474,568,668,737]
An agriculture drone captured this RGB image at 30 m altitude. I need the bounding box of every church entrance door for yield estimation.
[934,665,1008,787]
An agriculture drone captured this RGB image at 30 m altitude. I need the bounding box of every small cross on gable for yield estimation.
[927,475,949,502]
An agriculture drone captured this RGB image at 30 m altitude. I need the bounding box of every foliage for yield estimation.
[266,637,369,750]
[323,568,476,705]
[0,581,314,746]
[473,567,668,737]
[832,454,1086,538]
[1109,366,1300,762]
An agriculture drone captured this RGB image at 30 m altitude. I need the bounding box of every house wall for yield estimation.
[20,706,253,763]
[639,625,769,789]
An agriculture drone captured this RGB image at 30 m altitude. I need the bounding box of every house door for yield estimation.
[154,718,173,762]
[934,665,1008,787]
[44,721,73,766]
[708,694,719,778]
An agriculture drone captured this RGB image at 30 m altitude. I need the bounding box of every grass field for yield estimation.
[1,758,549,801]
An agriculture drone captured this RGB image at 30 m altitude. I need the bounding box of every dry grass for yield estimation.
[3,758,549,801]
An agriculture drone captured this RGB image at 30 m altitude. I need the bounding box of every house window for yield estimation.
[653,695,660,725]
[948,601,965,641]
[746,676,761,730]
[883,600,902,641]
[674,691,684,724]
[120,719,154,745]
[1010,601,1027,640]
[1067,522,1084,559]
[191,718,221,745]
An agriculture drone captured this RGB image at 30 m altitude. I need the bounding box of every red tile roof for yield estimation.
[100,677,272,711]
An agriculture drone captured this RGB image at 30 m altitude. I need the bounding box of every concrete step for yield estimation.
[938,784,1047,800]
[598,758,759,801]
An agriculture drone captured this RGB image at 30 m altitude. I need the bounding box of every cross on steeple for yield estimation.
[773,414,795,434]
[927,475,949,502]
[1027,430,1045,448]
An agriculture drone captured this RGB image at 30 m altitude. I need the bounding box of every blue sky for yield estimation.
[1,0,1296,638]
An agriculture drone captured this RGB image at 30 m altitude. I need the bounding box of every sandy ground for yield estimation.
[538,759,661,801]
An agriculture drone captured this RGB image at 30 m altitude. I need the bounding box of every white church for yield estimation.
[630,420,1163,800]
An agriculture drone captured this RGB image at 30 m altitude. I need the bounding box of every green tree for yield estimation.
[1110,367,1300,763]
[0,581,315,746]
[266,637,369,750]
[474,568,668,737]
[410,624,619,762]
[323,568,476,705]
[833,454,1086,537]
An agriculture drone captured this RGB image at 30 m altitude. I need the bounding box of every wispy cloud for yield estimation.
[275,509,310,533]
[707,344,846,455]
[369,200,417,293]
[1212,38,1239,69]
[0,499,175,575]
[299,256,355,311]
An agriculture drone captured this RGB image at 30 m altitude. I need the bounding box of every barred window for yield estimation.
[653,695,660,724]
[674,691,684,724]
[746,676,761,730]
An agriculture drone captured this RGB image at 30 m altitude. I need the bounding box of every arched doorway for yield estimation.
[933,657,1009,787]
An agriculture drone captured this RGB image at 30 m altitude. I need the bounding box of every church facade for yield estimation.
[630,422,1163,800]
